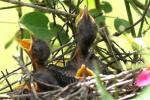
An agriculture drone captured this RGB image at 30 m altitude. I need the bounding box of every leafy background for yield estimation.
[0,0,150,99]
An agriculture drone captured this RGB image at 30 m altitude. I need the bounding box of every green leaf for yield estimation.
[89,9,105,25]
[16,30,31,39]
[4,37,14,49]
[50,23,69,44]
[20,12,55,41]
[101,1,112,13]
[134,86,150,100]
[89,9,103,17]
[114,18,130,32]
[93,60,114,100]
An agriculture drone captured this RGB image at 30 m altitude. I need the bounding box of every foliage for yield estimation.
[0,0,150,99]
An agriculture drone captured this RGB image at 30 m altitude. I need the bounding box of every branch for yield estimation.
[113,0,150,36]
[0,0,76,18]
[0,62,31,80]
[1,71,13,92]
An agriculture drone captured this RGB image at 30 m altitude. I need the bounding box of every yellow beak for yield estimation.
[75,64,95,80]
[75,6,95,27]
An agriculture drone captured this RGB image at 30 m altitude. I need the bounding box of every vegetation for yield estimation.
[0,0,150,99]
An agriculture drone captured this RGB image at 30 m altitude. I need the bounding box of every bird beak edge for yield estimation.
[17,38,32,53]
[75,64,95,80]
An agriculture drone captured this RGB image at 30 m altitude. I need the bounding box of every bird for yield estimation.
[66,7,107,79]
[17,35,59,92]
[17,34,80,89]
[16,7,105,92]
[49,7,100,84]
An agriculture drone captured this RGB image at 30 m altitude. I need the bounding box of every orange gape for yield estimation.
[23,82,41,93]
[17,35,59,91]
[17,82,40,93]
[17,39,32,52]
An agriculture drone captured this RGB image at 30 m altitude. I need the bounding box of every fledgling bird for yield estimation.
[75,7,97,53]
[17,36,59,91]
[66,7,101,79]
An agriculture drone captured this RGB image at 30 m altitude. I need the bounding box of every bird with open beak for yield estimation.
[17,35,59,92]
[66,7,101,80]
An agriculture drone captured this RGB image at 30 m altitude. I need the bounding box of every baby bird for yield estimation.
[17,35,59,91]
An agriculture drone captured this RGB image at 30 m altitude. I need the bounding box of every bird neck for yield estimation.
[31,60,45,72]
[71,46,88,66]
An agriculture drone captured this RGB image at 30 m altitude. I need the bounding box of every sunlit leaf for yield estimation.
[101,1,112,13]
[4,37,14,49]
[89,9,105,25]
[93,60,114,100]
[114,18,130,32]
[146,9,150,18]
[20,12,55,41]
[89,9,103,17]
[124,35,141,50]
[15,29,31,39]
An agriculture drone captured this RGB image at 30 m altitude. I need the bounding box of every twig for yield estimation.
[0,0,76,18]
[52,41,74,54]
[65,87,83,100]
[0,62,31,80]
[0,80,19,93]
[106,79,133,90]
[42,89,61,98]
[0,5,19,10]
[113,0,150,36]
[6,91,52,99]
[118,93,136,100]
[30,77,41,100]
[52,86,69,99]
[49,46,73,63]
[1,71,13,92]
[13,56,30,76]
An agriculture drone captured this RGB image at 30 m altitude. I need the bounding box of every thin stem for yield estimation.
[0,5,19,10]
[138,0,149,37]
[114,0,150,36]
[124,0,136,37]
[17,0,24,64]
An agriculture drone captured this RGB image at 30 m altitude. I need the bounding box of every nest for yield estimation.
[0,62,141,100]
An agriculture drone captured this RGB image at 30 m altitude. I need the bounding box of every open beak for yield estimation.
[75,64,95,80]
[17,37,32,54]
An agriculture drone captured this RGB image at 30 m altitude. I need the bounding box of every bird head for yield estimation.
[75,7,97,53]
[17,35,50,65]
